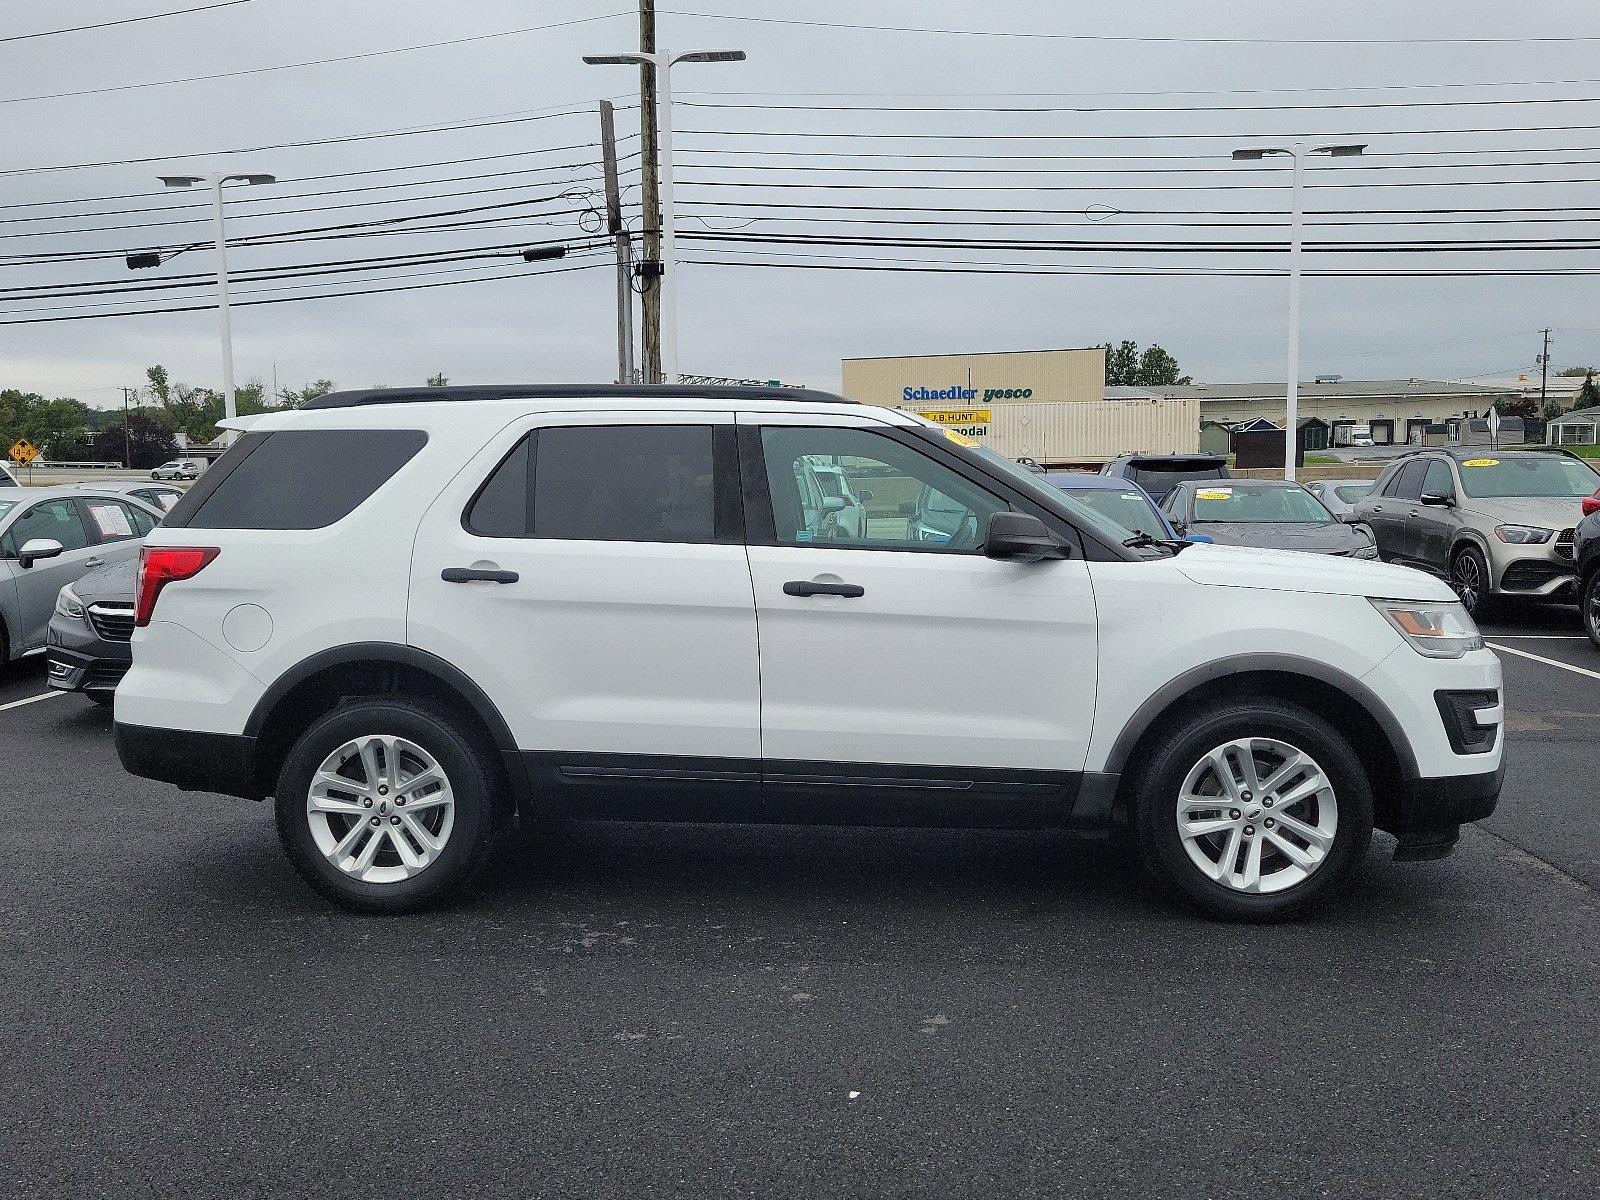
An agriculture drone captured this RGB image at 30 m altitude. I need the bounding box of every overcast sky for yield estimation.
[6,0,1600,408]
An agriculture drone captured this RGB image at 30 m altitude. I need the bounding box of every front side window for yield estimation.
[1422,460,1455,499]
[4,499,92,555]
[759,426,1007,552]
[466,425,717,543]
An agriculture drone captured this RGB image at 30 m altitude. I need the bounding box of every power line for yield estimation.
[680,94,1600,115]
[680,77,1600,101]
[670,155,1600,177]
[682,254,1600,278]
[0,11,630,107]
[663,9,1600,46]
[675,122,1600,142]
[1,0,256,44]
[0,261,605,327]
[682,230,1600,255]
[677,174,1600,193]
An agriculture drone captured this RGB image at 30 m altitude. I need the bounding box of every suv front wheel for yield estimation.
[275,699,501,912]
[1133,700,1373,921]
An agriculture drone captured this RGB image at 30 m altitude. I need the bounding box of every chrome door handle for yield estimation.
[84,557,103,567]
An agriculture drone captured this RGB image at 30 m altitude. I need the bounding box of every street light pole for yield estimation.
[585,47,745,385]
[144,171,275,441]
[1233,142,1365,481]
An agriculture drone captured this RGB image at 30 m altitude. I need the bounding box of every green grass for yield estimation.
[1563,444,1600,459]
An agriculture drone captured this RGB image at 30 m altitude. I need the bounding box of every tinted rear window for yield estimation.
[1129,464,1226,495]
[169,429,425,530]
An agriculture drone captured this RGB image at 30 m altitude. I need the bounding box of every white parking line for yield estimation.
[1488,642,1600,682]
[0,690,65,713]
[1484,634,1590,640]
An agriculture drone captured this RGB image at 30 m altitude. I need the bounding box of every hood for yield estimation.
[1458,494,1586,530]
[1193,521,1371,553]
[1174,541,1455,601]
[68,558,136,605]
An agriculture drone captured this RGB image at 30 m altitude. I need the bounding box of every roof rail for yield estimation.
[301,383,856,411]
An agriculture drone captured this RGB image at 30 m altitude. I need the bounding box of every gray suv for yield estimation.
[1352,448,1599,617]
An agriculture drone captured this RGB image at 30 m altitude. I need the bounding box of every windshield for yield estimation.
[1456,454,1599,498]
[1060,486,1168,537]
[1189,483,1334,524]
[1334,484,1372,503]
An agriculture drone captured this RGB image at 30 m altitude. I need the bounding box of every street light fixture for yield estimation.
[132,171,276,440]
[584,47,746,384]
[1231,143,1366,480]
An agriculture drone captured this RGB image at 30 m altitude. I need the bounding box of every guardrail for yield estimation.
[36,460,129,470]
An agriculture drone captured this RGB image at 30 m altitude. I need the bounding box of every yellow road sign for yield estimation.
[8,438,39,465]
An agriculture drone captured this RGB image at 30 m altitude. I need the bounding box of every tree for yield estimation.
[426,372,449,387]
[276,379,335,408]
[1577,370,1600,412]
[1494,395,1539,420]
[92,411,177,469]
[0,390,92,460]
[1556,366,1596,378]
[1101,340,1192,387]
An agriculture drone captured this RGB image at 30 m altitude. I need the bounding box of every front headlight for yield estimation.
[55,585,85,621]
[1370,598,1483,659]
[1352,543,1380,560]
[1494,524,1553,544]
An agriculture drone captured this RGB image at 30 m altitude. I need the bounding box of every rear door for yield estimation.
[407,411,762,816]
[1366,461,1425,562]
[739,411,1098,821]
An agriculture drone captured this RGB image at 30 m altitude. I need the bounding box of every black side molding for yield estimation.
[115,722,262,801]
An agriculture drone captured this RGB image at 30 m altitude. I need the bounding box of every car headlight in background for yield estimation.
[1494,524,1553,544]
[1370,598,1483,658]
[1352,543,1380,559]
[54,585,85,621]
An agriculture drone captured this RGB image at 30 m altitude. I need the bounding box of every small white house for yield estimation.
[1547,405,1600,446]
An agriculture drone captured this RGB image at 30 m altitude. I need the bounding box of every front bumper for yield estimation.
[1492,539,1577,597]
[1387,761,1504,860]
[46,615,132,696]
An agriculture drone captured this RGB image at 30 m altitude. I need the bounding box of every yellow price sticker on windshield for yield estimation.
[1196,488,1232,500]
[943,428,980,448]
[1461,458,1499,467]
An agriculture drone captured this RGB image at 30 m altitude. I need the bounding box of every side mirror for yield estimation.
[820,496,846,514]
[856,489,873,503]
[1420,491,1454,507]
[18,537,64,568]
[983,512,1068,562]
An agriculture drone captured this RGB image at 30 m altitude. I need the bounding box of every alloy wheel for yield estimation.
[1175,737,1339,894]
[1451,552,1482,613]
[305,735,455,884]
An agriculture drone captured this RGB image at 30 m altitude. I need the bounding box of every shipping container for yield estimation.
[897,397,1199,467]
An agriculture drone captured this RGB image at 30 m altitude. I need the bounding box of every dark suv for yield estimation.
[1575,487,1600,647]
[1101,454,1230,504]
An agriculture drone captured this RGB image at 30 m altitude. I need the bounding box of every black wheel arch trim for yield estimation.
[243,641,518,752]
[1100,652,1421,782]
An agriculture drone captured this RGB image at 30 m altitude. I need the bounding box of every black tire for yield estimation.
[274,699,501,913]
[1449,544,1497,621]
[1582,568,1600,651]
[1133,700,1374,922]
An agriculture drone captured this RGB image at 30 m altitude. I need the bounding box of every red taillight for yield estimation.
[135,545,219,627]
[1583,487,1600,518]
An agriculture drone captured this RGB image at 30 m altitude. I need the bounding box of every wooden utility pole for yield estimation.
[600,101,635,385]
[120,387,136,468]
[1540,327,1552,417]
[638,0,662,383]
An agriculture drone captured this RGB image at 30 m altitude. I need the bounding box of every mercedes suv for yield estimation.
[115,385,1504,921]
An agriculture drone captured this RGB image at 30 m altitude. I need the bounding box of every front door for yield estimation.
[408,412,762,816]
[2,498,102,652]
[739,412,1099,823]
[1410,459,1461,570]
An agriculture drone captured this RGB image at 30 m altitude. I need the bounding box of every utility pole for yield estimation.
[1540,327,1553,417]
[638,0,662,383]
[120,387,136,468]
[600,101,635,384]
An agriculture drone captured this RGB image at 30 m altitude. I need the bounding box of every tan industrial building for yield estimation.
[841,346,1106,409]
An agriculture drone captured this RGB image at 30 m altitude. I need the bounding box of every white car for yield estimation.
[150,459,203,481]
[115,385,1503,920]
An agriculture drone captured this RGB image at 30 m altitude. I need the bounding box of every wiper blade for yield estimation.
[1122,531,1189,554]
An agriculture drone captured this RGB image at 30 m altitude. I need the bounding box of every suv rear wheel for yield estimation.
[1133,700,1373,921]
[274,699,500,913]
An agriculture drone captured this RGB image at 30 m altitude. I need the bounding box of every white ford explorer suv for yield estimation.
[115,385,1503,920]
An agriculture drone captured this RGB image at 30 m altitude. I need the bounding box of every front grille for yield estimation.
[1555,528,1576,560]
[87,604,135,641]
[1500,560,1574,591]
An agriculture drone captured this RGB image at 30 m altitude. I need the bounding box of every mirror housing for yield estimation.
[1420,491,1454,507]
[983,512,1068,562]
[18,537,64,568]
[856,488,873,503]
[820,496,846,514]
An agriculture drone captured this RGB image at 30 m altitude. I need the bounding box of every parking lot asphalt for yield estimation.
[2,609,1597,1199]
